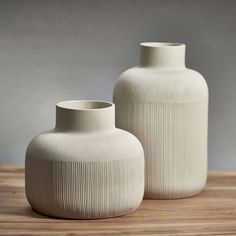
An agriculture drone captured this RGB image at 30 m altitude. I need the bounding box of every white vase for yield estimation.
[113,42,208,199]
[25,100,144,219]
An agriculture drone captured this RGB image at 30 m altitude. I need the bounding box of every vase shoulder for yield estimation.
[26,128,143,162]
[113,66,208,103]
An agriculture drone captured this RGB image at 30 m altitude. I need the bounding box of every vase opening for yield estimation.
[57,100,113,111]
[55,100,115,132]
[140,42,186,68]
[140,42,184,48]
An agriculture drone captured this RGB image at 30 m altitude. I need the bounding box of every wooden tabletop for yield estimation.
[0,165,236,235]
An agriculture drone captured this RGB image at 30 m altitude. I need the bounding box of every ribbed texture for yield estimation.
[25,156,144,219]
[115,101,208,199]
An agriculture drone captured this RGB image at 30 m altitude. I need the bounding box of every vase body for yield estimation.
[113,42,208,199]
[25,100,144,219]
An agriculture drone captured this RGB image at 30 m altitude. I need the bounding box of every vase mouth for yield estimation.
[139,42,186,68]
[140,42,185,48]
[56,100,114,111]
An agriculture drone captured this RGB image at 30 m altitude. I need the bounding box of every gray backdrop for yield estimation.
[0,0,235,167]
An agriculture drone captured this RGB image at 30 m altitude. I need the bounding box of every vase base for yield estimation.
[143,188,204,200]
[30,205,138,220]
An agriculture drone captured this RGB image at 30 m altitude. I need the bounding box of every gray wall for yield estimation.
[0,0,235,168]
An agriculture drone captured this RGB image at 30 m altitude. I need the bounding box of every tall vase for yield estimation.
[25,100,144,219]
[113,42,208,199]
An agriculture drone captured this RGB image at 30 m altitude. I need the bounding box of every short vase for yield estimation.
[25,100,144,219]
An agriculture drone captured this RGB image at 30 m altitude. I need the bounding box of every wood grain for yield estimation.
[0,165,236,235]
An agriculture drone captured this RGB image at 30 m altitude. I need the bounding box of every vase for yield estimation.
[113,42,208,199]
[25,100,144,219]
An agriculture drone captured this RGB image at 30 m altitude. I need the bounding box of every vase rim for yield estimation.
[140,42,185,48]
[56,100,114,111]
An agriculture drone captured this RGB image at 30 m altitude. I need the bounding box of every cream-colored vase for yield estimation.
[25,100,144,219]
[113,42,208,199]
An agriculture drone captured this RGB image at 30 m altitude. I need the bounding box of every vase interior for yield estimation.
[57,100,113,111]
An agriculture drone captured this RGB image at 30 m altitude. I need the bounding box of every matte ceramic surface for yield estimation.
[113,42,208,199]
[25,100,144,219]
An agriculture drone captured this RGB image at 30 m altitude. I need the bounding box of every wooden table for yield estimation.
[0,165,236,235]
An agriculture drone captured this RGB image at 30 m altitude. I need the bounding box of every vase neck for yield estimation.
[55,100,115,132]
[139,42,186,69]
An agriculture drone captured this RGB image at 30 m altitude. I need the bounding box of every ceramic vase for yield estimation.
[113,42,208,199]
[25,100,144,219]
